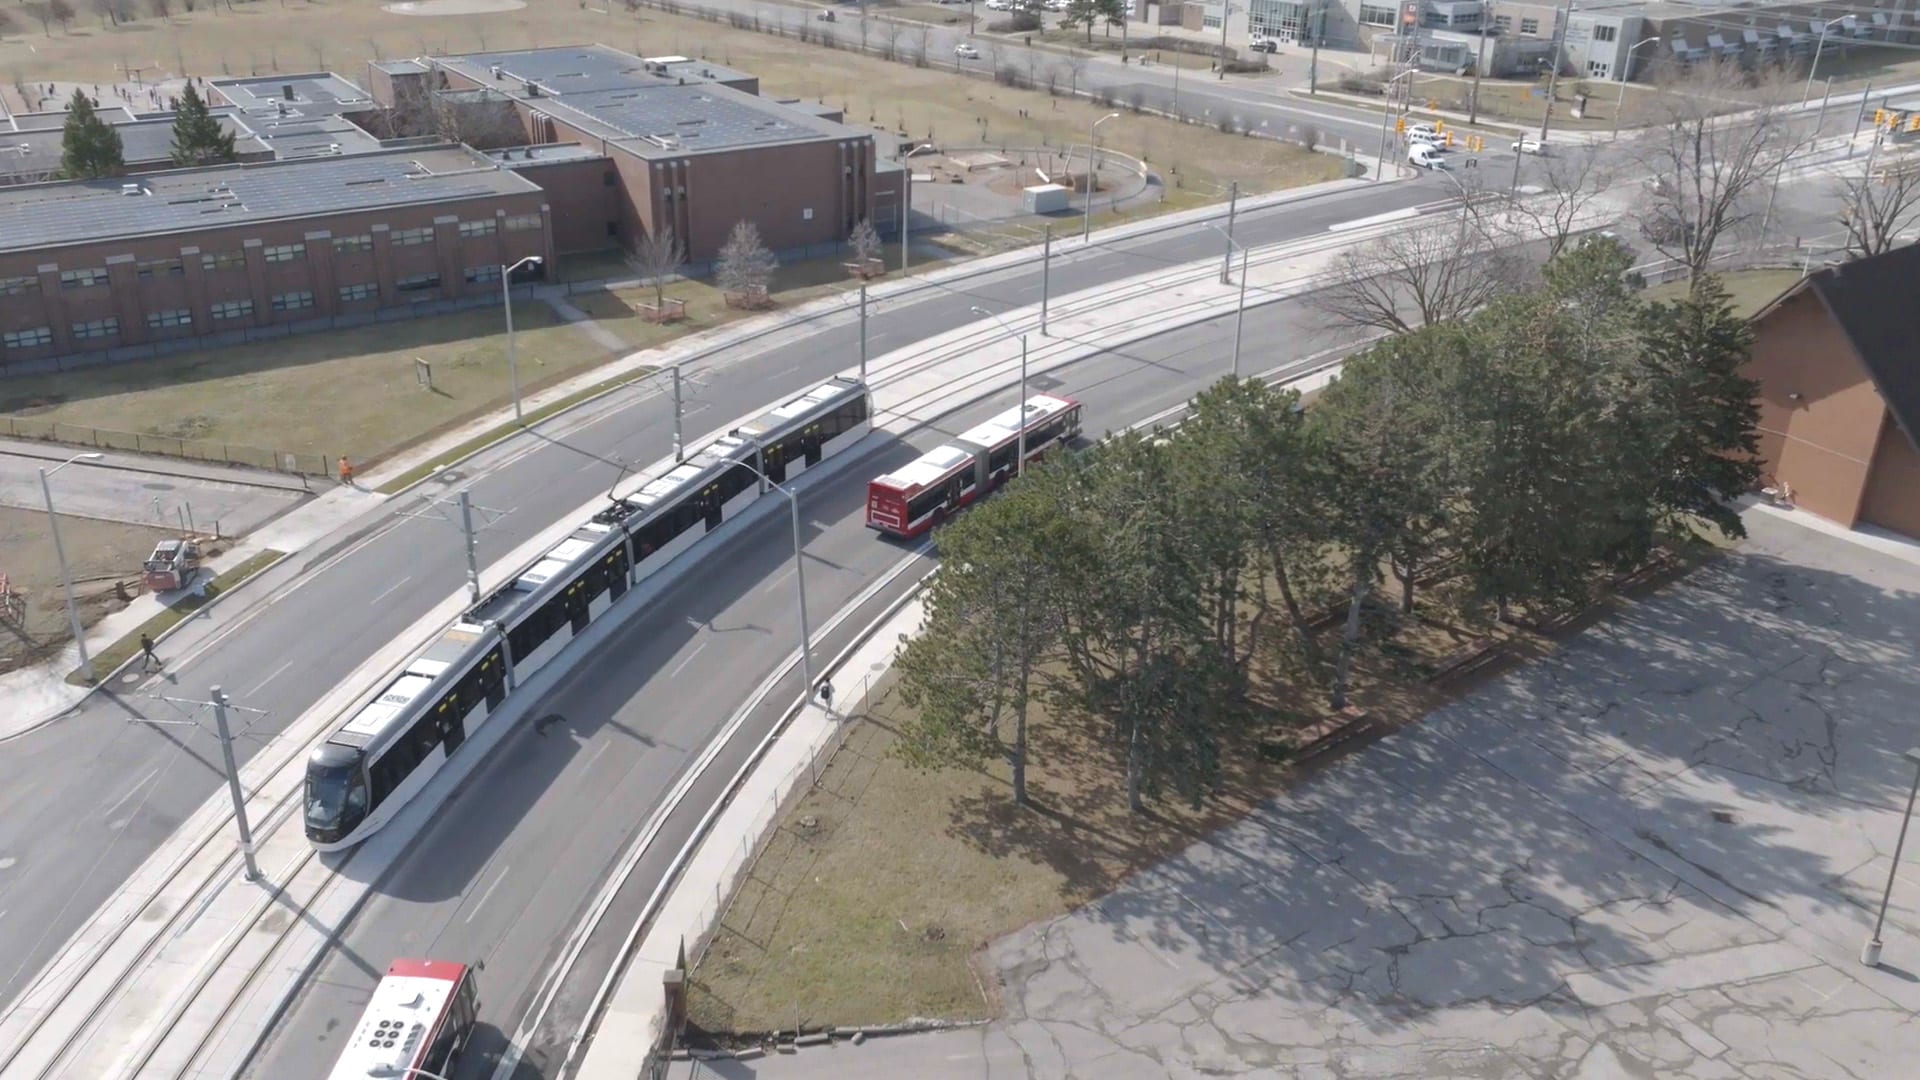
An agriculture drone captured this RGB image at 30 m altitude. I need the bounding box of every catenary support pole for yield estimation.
[1232,244,1248,379]
[212,687,261,882]
[1017,334,1029,477]
[1040,226,1052,336]
[672,364,684,463]
[789,493,814,695]
[858,281,869,380]
[458,489,480,604]
[502,271,522,424]
[1851,81,1874,157]
[1221,181,1238,283]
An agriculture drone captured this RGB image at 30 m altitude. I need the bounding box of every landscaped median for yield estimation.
[69,548,286,686]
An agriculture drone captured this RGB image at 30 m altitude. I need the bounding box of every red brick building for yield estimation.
[1747,246,1920,540]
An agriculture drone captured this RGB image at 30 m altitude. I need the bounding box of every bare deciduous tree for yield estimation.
[1505,144,1616,261]
[630,224,686,313]
[50,0,77,30]
[1836,163,1920,260]
[1065,51,1088,98]
[148,0,171,18]
[1310,217,1523,336]
[717,219,778,305]
[1630,60,1803,289]
[913,23,931,68]
[849,217,882,274]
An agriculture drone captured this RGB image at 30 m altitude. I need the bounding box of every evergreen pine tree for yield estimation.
[60,90,123,180]
[169,82,236,166]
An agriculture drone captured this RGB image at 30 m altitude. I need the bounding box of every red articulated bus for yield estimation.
[326,958,480,1080]
[866,394,1082,539]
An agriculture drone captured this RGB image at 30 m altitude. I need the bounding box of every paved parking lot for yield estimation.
[681,509,1920,1079]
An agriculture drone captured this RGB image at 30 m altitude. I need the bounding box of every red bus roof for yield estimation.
[385,957,468,982]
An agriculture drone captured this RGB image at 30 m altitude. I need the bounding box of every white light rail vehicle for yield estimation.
[303,377,872,850]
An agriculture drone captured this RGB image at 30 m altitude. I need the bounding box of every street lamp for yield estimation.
[1202,224,1250,380]
[1084,112,1121,243]
[1806,16,1848,104]
[501,254,545,424]
[1613,36,1661,139]
[970,306,1033,477]
[1375,68,1417,182]
[1434,167,1478,246]
[41,451,103,683]
[1862,748,1920,968]
[733,455,816,698]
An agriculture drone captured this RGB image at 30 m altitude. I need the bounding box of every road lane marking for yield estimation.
[368,575,414,606]
[249,659,296,696]
[466,864,510,924]
[669,641,708,678]
[102,766,160,822]
[762,566,796,593]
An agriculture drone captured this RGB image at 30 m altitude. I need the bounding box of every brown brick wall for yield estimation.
[1746,289,1891,528]
[1860,418,1920,539]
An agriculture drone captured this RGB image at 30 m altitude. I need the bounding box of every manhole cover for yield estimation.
[433,469,466,485]
[1712,810,1736,824]
[798,815,819,832]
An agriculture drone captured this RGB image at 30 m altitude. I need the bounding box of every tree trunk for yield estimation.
[1394,555,1416,614]
[1011,593,1031,807]
[1126,716,1144,813]
[1330,559,1370,711]
[1268,539,1324,674]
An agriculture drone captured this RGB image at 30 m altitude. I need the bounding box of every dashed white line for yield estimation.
[466,864,510,924]
[368,575,413,606]
[249,658,296,696]
[669,640,708,678]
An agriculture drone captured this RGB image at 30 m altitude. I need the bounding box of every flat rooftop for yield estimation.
[0,113,268,180]
[9,106,137,131]
[210,73,376,119]
[0,145,539,255]
[242,112,385,159]
[433,45,866,157]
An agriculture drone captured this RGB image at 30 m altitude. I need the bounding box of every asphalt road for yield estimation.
[247,266,1345,1080]
[0,178,1443,1013]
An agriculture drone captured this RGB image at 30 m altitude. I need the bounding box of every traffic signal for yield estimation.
[1395,116,1406,133]
[1907,114,1920,132]
[1875,109,1889,126]
[1444,131,1455,147]
[1435,119,1447,132]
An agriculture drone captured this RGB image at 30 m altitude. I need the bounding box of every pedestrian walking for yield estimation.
[338,456,355,487]
[139,633,163,672]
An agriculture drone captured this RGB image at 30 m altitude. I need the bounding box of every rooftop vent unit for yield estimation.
[282,84,295,101]
[120,182,144,196]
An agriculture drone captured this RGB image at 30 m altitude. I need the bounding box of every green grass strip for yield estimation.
[70,548,288,686]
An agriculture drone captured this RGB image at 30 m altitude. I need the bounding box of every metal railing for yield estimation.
[0,416,334,477]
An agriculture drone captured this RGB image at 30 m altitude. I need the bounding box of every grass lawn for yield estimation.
[0,507,176,676]
[0,0,1334,194]
[686,543,1724,1038]
[0,304,611,472]
[1648,267,1804,318]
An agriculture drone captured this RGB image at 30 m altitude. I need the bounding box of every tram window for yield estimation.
[411,710,443,760]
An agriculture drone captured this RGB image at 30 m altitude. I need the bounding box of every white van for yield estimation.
[1409,143,1449,170]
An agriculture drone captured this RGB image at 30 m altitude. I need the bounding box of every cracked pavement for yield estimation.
[673,511,1920,1079]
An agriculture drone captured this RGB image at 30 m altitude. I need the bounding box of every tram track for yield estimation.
[0,200,1435,1080]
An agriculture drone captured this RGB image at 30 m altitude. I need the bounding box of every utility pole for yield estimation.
[858,281,869,379]
[1308,1,1324,95]
[672,364,684,463]
[1217,0,1231,79]
[1040,226,1052,336]
[1221,181,1238,283]
[1469,4,1490,125]
[1538,0,1575,143]
[458,491,481,604]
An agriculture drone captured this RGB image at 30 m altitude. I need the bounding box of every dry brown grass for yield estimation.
[0,303,608,468]
[0,0,1335,193]
[0,507,175,674]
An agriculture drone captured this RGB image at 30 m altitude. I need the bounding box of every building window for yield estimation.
[1520,17,1540,34]
[504,213,542,232]
[334,234,374,253]
[395,272,441,294]
[59,267,108,290]
[70,316,120,341]
[272,290,315,312]
[459,219,497,238]
[147,308,193,330]
[262,243,306,264]
[338,282,378,303]
[391,227,434,247]
[0,275,38,296]
[1493,13,1511,31]
[2,326,52,350]
[137,257,185,279]
[210,298,254,321]
[465,265,502,284]
[1587,60,1610,77]
[1593,23,1617,42]
[1201,12,1222,29]
[202,250,246,272]
[1359,3,1397,27]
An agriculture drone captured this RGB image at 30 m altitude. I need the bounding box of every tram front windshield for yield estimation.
[304,758,367,836]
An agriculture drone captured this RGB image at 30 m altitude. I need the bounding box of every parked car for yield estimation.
[954,42,981,60]
[1407,128,1446,148]
[815,8,836,19]
[1511,137,1548,155]
[1409,143,1449,170]
[1405,121,1439,141]
[985,0,1011,8]
[1249,36,1278,53]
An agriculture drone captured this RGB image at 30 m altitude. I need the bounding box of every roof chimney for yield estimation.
[282,83,294,101]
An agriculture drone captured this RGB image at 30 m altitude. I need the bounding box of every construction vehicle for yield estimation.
[143,538,202,593]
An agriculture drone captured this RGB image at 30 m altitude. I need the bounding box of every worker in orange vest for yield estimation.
[338,456,355,487]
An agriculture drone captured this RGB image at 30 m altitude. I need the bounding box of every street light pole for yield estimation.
[1084,112,1120,243]
[40,452,102,682]
[1863,748,1920,967]
[1613,37,1659,139]
[1538,0,1576,143]
[737,456,815,695]
[1806,17,1846,105]
[1203,223,1249,379]
[1217,0,1231,79]
[500,254,545,424]
[1376,69,1415,182]
[971,306,1032,476]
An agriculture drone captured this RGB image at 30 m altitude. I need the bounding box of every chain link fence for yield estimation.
[0,415,334,477]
